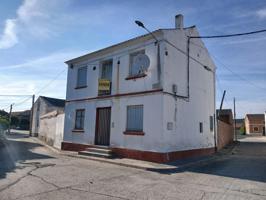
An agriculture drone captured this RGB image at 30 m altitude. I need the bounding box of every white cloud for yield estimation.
[0,19,18,49]
[256,8,266,18]
[0,0,71,49]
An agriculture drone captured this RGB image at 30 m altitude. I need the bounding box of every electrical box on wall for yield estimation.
[172,84,178,94]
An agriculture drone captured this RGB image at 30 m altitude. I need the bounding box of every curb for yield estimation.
[30,136,237,172]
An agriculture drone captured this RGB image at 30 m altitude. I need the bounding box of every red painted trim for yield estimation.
[123,131,145,136]
[75,85,87,89]
[66,89,163,103]
[72,129,84,133]
[125,74,147,80]
[61,142,215,163]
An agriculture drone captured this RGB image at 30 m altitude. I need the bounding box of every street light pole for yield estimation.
[8,104,13,134]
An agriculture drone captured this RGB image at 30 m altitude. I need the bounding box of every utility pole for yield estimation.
[8,104,13,134]
[233,97,237,141]
[29,94,35,136]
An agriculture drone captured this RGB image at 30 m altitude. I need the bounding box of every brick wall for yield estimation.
[217,119,234,150]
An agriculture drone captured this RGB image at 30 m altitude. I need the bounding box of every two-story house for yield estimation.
[62,15,216,163]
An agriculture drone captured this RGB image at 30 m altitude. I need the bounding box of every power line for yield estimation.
[189,41,266,91]
[190,28,266,39]
[35,68,66,96]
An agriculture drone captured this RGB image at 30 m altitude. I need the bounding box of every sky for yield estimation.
[0,0,265,118]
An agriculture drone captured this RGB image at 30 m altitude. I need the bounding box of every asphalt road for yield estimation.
[1,131,266,200]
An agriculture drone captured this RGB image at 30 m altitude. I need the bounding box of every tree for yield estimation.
[11,116,19,127]
[0,117,9,131]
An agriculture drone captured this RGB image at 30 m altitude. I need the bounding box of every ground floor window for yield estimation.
[253,127,259,132]
[75,109,85,130]
[126,105,143,132]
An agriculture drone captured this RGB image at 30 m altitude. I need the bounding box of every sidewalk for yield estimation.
[31,135,236,172]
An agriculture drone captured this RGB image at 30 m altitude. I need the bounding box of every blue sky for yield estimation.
[0,0,265,117]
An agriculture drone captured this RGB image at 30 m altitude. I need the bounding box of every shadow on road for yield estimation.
[0,132,54,180]
[148,138,266,183]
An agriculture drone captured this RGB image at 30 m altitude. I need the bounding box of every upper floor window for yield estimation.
[98,60,112,96]
[76,66,87,88]
[129,50,146,77]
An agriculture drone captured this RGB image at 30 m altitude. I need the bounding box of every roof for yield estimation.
[65,26,196,65]
[246,114,264,120]
[40,96,65,108]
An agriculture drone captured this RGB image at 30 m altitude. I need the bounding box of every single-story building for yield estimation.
[244,114,265,136]
[31,96,65,137]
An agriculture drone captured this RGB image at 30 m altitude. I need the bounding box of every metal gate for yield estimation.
[95,107,111,146]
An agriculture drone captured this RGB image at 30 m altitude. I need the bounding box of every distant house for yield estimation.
[11,110,30,130]
[31,96,65,137]
[244,114,265,135]
[235,118,244,134]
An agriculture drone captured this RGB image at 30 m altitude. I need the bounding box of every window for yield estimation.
[126,105,143,132]
[129,50,146,76]
[98,60,112,96]
[199,122,203,133]
[76,66,87,88]
[75,109,85,130]
[254,127,259,132]
[210,116,214,131]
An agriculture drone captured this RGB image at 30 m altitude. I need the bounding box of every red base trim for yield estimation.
[61,142,215,163]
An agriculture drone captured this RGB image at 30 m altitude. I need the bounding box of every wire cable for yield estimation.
[190,29,266,39]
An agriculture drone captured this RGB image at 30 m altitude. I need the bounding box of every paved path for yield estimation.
[1,131,266,200]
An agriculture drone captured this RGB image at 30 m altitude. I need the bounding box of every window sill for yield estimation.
[123,131,145,136]
[72,129,84,133]
[125,74,147,80]
[75,86,87,89]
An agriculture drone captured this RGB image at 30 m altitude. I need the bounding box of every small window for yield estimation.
[129,50,145,76]
[77,66,87,88]
[75,109,85,130]
[254,127,259,132]
[126,105,143,132]
[210,116,214,131]
[199,122,203,133]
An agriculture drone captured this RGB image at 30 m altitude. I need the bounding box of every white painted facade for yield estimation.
[39,111,65,149]
[63,15,216,153]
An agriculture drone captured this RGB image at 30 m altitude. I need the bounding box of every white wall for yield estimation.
[64,93,164,151]
[66,35,163,102]
[64,27,216,153]
[39,111,64,149]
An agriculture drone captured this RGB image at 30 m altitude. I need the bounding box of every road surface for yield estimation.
[1,131,266,200]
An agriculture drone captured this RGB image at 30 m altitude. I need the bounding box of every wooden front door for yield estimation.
[95,107,111,146]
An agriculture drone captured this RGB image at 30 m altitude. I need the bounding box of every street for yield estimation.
[1,131,266,200]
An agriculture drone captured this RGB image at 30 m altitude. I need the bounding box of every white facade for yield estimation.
[39,111,64,149]
[63,15,216,155]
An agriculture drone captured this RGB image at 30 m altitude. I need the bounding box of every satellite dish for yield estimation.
[132,54,150,74]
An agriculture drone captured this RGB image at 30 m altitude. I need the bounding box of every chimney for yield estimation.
[175,14,184,29]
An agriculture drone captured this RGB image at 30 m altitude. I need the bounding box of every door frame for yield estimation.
[95,107,112,146]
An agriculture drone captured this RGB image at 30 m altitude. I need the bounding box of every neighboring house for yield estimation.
[244,114,265,135]
[11,110,30,130]
[216,109,234,150]
[39,110,65,149]
[31,96,65,137]
[62,14,216,163]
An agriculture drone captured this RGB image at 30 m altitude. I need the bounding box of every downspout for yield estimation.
[186,36,190,99]
[157,42,161,88]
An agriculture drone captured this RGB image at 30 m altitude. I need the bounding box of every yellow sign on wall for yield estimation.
[98,79,111,91]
